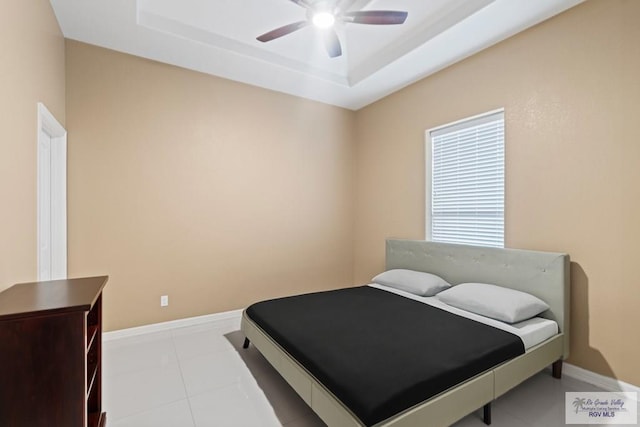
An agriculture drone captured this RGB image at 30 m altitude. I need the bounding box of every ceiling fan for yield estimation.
[256,0,408,58]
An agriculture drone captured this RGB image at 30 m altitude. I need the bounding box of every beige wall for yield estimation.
[0,0,66,290]
[354,0,640,385]
[65,41,355,331]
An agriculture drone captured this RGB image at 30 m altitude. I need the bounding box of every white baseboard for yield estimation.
[564,363,640,400]
[102,309,243,341]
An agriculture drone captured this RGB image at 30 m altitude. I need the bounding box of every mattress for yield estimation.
[246,286,525,426]
[369,283,558,350]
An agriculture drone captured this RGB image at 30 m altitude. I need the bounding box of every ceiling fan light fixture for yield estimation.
[256,1,408,59]
[312,11,335,28]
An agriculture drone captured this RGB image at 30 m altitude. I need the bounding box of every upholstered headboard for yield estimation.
[385,239,570,358]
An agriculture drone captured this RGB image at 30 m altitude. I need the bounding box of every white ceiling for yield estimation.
[50,0,584,110]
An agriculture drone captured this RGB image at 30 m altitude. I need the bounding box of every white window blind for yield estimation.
[429,110,504,248]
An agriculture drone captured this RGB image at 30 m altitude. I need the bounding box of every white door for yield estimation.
[37,103,67,281]
[38,130,53,279]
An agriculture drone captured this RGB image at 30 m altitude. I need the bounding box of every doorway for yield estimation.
[37,103,67,281]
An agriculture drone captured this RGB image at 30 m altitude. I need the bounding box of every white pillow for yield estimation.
[372,269,451,297]
[436,283,549,324]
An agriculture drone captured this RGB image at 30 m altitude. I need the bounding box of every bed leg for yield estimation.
[552,359,563,379]
[242,337,250,349]
[483,402,491,425]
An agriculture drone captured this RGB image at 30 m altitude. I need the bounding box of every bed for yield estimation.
[241,240,570,426]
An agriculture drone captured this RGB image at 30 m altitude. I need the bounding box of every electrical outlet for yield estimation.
[160,295,169,307]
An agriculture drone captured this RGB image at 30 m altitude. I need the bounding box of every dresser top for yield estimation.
[0,276,108,321]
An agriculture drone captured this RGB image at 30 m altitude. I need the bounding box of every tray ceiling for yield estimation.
[50,0,584,110]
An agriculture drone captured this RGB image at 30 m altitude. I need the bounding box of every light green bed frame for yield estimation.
[241,239,570,427]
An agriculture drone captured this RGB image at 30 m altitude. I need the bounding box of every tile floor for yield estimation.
[103,317,638,427]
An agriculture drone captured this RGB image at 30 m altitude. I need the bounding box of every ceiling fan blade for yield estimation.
[289,0,311,8]
[342,10,408,25]
[256,21,309,42]
[323,29,342,58]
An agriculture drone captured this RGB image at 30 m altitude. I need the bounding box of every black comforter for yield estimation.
[246,286,524,426]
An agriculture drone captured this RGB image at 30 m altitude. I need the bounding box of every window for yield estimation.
[426,110,504,248]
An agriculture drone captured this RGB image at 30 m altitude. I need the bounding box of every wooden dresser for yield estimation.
[0,276,108,427]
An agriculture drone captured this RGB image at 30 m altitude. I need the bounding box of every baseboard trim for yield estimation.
[564,363,639,400]
[102,309,243,341]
